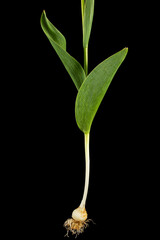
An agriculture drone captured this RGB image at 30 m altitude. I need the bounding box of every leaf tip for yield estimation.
[40,10,45,23]
[41,10,45,16]
[124,47,128,53]
[41,10,47,19]
[121,47,128,59]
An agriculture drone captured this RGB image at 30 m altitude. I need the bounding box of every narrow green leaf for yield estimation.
[75,48,128,133]
[82,0,95,48]
[41,11,86,90]
[81,0,85,22]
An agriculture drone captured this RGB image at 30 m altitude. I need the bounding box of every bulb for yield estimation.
[64,207,93,237]
[72,206,87,222]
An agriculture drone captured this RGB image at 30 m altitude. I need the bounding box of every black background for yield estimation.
[5,0,157,239]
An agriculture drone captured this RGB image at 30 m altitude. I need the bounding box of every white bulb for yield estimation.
[72,206,87,222]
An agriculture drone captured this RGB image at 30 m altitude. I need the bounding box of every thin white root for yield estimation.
[64,218,93,237]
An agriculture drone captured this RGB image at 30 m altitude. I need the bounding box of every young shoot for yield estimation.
[41,0,128,237]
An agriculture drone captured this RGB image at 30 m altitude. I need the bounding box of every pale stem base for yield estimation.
[80,133,90,208]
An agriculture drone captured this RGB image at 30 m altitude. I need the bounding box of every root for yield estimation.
[64,218,94,237]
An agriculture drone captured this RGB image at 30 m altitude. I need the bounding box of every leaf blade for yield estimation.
[41,11,86,90]
[75,48,128,133]
[82,0,95,48]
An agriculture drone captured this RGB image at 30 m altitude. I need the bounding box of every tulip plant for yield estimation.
[41,0,128,237]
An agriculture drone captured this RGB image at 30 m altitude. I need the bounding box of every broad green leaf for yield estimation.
[41,11,86,90]
[75,48,128,133]
[82,0,95,48]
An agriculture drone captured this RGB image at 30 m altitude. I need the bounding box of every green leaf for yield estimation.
[41,11,86,90]
[82,0,95,48]
[75,48,128,133]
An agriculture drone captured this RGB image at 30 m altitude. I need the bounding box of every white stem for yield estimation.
[80,133,90,208]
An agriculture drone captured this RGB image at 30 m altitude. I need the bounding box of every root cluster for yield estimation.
[64,218,92,237]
